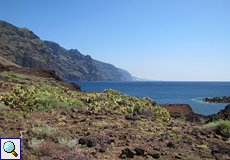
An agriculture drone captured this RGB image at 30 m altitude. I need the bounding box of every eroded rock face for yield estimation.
[0,21,57,71]
[207,104,230,122]
[217,104,230,120]
[159,103,200,122]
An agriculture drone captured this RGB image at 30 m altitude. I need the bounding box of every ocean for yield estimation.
[67,81,230,116]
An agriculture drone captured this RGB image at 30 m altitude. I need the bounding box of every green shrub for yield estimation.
[98,94,108,102]
[94,121,108,127]
[204,121,220,129]
[57,137,79,150]
[217,120,230,138]
[32,124,56,138]
[32,142,92,160]
[204,120,230,138]
[28,138,44,148]
[0,103,10,109]
[180,115,186,121]
[33,119,45,127]
[212,114,219,122]
[0,82,84,111]
[150,105,171,121]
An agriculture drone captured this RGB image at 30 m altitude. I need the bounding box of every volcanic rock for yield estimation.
[159,103,200,122]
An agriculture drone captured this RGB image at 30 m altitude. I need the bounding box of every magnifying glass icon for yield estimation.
[3,141,18,157]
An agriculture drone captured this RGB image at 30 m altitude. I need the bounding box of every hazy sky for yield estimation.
[1,0,230,81]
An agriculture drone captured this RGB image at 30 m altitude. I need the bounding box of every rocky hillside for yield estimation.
[0,69,230,159]
[0,20,57,70]
[44,41,103,81]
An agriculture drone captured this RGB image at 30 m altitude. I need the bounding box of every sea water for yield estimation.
[67,81,230,116]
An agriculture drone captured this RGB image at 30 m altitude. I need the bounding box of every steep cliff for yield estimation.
[0,20,133,81]
[44,41,103,81]
[93,59,122,81]
[117,68,132,81]
[0,20,57,70]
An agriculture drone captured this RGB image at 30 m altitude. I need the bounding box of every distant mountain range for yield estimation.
[0,20,141,81]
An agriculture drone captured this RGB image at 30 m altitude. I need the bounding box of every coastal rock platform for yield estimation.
[196,96,230,103]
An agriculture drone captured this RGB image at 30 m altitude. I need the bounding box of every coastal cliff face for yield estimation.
[44,41,103,81]
[0,20,133,81]
[93,59,122,81]
[117,68,133,81]
[0,20,57,70]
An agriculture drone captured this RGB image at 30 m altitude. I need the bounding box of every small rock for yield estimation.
[10,127,15,130]
[167,141,175,148]
[79,138,87,145]
[119,154,126,159]
[146,155,155,159]
[175,153,182,159]
[72,120,78,124]
[89,148,96,155]
[134,145,146,155]
[0,117,6,121]
[152,145,160,151]
[99,147,107,152]
[93,110,98,115]
[148,150,160,158]
[80,118,87,122]
[119,134,127,140]
[121,148,134,158]
[213,133,222,139]
[85,132,90,136]
[134,147,145,155]
[87,138,97,147]
[125,113,141,120]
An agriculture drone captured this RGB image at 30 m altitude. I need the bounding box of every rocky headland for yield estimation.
[196,96,230,103]
[0,64,230,160]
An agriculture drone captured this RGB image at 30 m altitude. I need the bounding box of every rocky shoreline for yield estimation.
[195,96,230,103]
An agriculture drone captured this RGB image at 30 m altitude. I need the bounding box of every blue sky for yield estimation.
[1,0,230,81]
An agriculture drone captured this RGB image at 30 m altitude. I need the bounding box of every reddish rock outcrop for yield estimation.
[159,103,200,122]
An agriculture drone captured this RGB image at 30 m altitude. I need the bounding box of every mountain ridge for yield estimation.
[0,20,57,70]
[44,40,103,81]
[0,20,133,81]
[93,59,122,81]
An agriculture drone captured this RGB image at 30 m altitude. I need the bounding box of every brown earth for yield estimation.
[1,105,230,160]
[0,64,230,160]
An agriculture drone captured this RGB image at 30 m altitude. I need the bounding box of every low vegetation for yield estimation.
[0,71,171,121]
[1,71,229,159]
[204,119,230,138]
